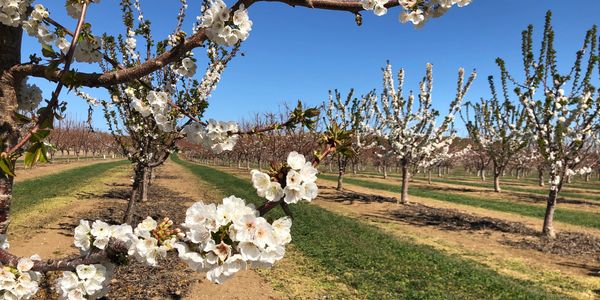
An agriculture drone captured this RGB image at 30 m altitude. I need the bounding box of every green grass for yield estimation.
[358,170,600,192]
[320,174,600,230]
[409,176,600,202]
[12,160,129,216]
[173,156,566,300]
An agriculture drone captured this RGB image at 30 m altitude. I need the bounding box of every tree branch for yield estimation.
[0,239,128,272]
[12,0,400,87]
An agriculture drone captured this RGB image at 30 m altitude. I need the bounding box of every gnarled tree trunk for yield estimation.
[0,24,23,235]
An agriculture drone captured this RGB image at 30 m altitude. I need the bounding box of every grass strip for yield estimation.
[174,156,565,300]
[409,176,600,202]
[320,174,600,230]
[12,160,129,216]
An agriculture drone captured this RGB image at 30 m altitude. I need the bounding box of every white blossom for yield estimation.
[183,120,239,154]
[200,1,252,46]
[176,197,291,284]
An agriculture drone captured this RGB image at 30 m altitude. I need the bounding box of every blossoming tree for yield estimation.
[323,89,376,190]
[0,0,472,297]
[496,12,600,238]
[461,75,530,192]
[364,62,475,204]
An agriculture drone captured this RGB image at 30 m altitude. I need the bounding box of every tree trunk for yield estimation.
[542,188,558,239]
[427,169,432,184]
[383,164,388,179]
[140,168,150,202]
[585,173,590,182]
[399,162,409,204]
[538,168,544,187]
[124,164,144,223]
[352,161,357,175]
[0,25,23,235]
[149,167,156,185]
[492,162,502,192]
[336,156,346,191]
[437,166,442,177]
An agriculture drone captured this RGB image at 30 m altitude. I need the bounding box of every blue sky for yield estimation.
[23,1,600,135]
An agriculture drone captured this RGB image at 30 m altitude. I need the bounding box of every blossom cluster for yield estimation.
[127,217,178,266]
[251,151,318,204]
[361,0,472,27]
[183,120,239,154]
[73,217,178,268]
[18,79,43,112]
[175,196,292,284]
[199,0,253,46]
[197,53,225,101]
[125,29,139,61]
[22,4,54,45]
[56,264,111,300]
[73,220,134,254]
[0,0,31,27]
[127,89,176,132]
[66,0,101,19]
[76,90,101,106]
[0,257,40,300]
[173,56,198,78]
[20,3,103,63]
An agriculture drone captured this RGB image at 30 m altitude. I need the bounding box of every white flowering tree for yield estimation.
[496,12,600,238]
[323,89,376,190]
[461,75,530,192]
[0,0,473,297]
[419,144,471,184]
[365,62,476,204]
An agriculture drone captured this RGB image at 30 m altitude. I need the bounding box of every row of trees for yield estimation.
[45,119,121,160]
[183,13,600,241]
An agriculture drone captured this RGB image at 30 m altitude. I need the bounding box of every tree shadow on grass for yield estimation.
[318,186,397,204]
[416,184,600,207]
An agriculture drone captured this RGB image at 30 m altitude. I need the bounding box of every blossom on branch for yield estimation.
[199,0,252,46]
[0,257,40,300]
[175,196,292,284]
[183,120,239,154]
[251,151,318,204]
[56,263,112,300]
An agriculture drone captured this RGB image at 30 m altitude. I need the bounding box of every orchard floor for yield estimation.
[10,160,331,299]
[204,163,600,300]
[10,159,600,299]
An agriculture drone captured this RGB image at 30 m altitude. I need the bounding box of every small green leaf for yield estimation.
[14,112,32,124]
[0,158,15,177]
[41,44,57,58]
